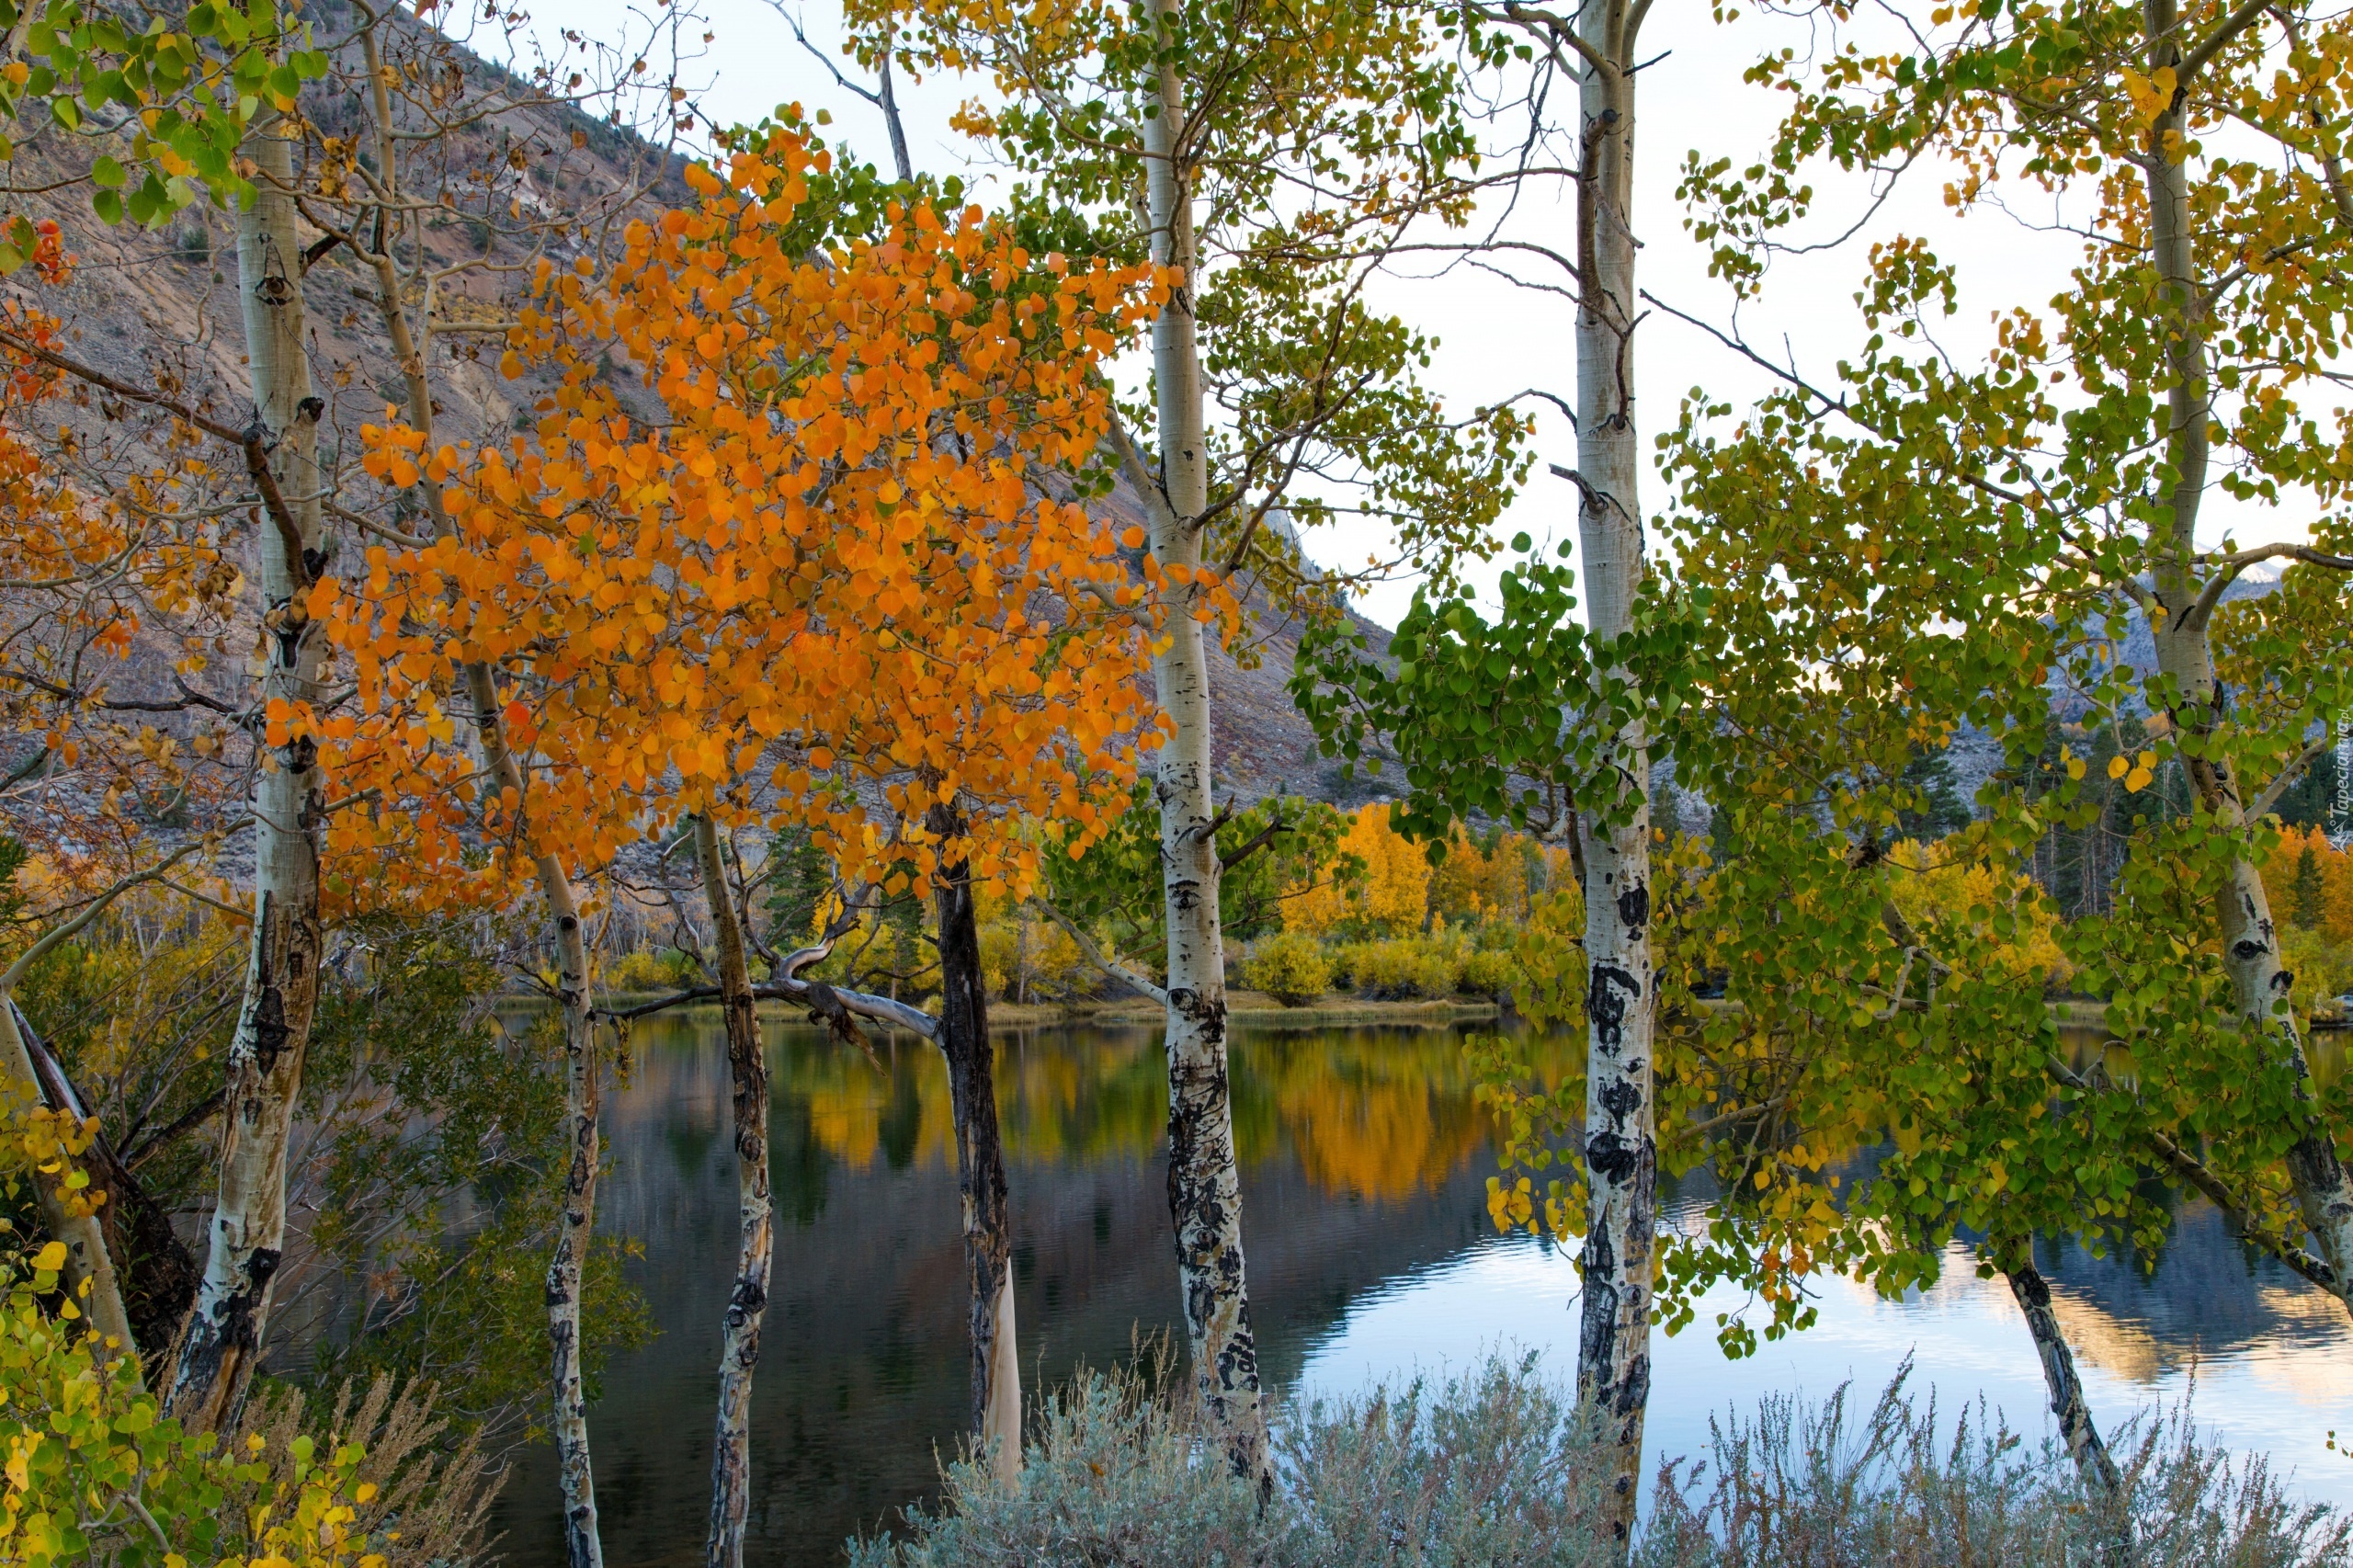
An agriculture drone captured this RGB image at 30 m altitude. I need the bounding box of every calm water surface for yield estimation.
[487,1014,2348,1565]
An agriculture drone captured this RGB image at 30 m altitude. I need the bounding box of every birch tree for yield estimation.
[1666,0,2353,1321]
[1288,0,1668,1533]
[846,0,1526,1480]
[0,0,335,1427]
[320,120,1154,1552]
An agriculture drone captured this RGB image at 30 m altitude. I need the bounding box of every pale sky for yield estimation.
[534,0,2315,626]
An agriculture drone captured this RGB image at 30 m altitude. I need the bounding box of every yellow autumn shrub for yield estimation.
[0,1242,492,1567]
[1239,932,1336,1006]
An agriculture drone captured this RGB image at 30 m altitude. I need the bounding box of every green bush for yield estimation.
[1242,932,1336,1006]
[847,1354,1290,1568]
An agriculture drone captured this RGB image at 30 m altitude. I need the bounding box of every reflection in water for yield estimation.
[488,1015,2347,1566]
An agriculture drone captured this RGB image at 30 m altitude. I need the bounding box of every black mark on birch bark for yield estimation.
[1588,962,1639,1050]
[1599,1076,1643,1121]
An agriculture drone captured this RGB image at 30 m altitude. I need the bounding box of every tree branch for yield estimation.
[1029,896,1168,1006]
[0,328,312,588]
[2045,1051,2337,1294]
[2249,730,2336,822]
[2178,0,2277,85]
[2188,540,2353,628]
[1221,806,1291,872]
[0,846,202,994]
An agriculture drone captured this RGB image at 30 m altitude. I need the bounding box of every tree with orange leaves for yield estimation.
[298,119,1159,1566]
[0,227,250,1375]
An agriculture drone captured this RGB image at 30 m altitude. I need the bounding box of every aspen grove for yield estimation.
[0,0,2347,1563]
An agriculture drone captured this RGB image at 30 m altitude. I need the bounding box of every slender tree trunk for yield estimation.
[348,51,608,1541]
[1140,0,1270,1489]
[539,862,601,1567]
[458,659,605,1568]
[929,808,1021,1483]
[0,1000,137,1363]
[1568,0,1656,1546]
[173,115,326,1430]
[696,816,773,1566]
[2141,0,2353,1310]
[13,1004,196,1357]
[2006,1263,2121,1494]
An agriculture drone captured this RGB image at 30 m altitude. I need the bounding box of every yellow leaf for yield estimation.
[29,1243,64,1273]
[2107,755,2130,779]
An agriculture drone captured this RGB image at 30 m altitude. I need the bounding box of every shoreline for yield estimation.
[577,989,1506,1030]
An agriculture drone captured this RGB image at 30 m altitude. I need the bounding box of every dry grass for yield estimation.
[851,1354,2347,1568]
[232,1375,503,1566]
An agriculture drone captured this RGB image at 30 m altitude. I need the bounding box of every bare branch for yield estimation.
[1029,896,1168,1006]
[0,844,203,994]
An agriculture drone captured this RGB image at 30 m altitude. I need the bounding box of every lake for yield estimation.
[485,1013,2348,1564]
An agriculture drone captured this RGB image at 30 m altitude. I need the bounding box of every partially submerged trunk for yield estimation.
[697,816,775,1566]
[2139,0,2353,1310]
[1569,0,1657,1543]
[173,115,327,1429]
[2005,1263,2121,1496]
[1141,0,1271,1489]
[929,815,1021,1483]
[0,1000,137,1363]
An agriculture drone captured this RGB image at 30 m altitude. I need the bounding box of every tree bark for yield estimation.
[173,112,327,1430]
[1569,0,1657,1546]
[12,1004,196,1358]
[1140,0,1271,1491]
[929,807,1021,1484]
[0,1000,137,1363]
[2006,1263,2121,1495]
[467,662,606,1568]
[697,816,773,1566]
[2140,0,2353,1311]
[346,51,608,1543]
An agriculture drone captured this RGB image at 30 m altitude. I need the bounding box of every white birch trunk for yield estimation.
[172,114,326,1429]
[1571,0,1656,1543]
[696,816,773,1567]
[2141,0,2353,1309]
[2004,1263,2121,1497]
[346,58,609,1540]
[458,664,604,1568]
[0,1001,136,1361]
[1141,0,1270,1489]
[982,1269,1020,1483]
